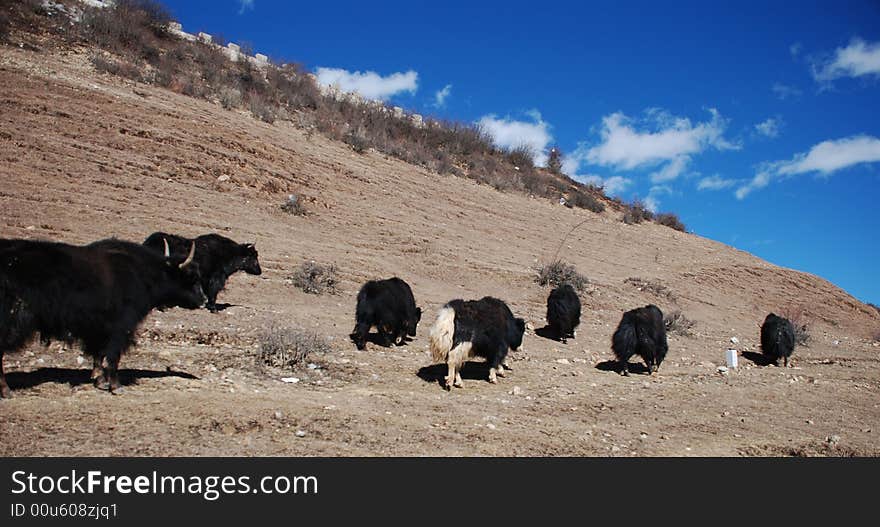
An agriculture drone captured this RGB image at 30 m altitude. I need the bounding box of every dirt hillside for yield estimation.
[1,46,879,456]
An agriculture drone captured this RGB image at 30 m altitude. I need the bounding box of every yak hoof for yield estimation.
[0,387,12,399]
[94,376,110,391]
[110,385,125,395]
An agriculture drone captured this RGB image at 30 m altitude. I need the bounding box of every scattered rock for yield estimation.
[555,358,570,365]
[280,377,300,384]
[216,175,230,182]
[717,366,729,375]
[273,411,283,420]
[75,356,84,365]
[486,423,497,430]
[610,445,621,452]
[510,386,523,396]
[730,337,739,344]
[825,435,841,445]
[295,430,306,437]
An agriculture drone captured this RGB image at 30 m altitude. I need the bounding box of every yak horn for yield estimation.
[179,242,196,269]
[163,238,170,258]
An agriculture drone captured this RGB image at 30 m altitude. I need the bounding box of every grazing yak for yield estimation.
[0,238,205,397]
[429,296,526,390]
[760,313,796,367]
[143,232,261,313]
[350,277,421,350]
[546,284,581,342]
[611,304,668,376]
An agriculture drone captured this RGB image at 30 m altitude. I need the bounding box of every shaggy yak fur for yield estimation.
[144,232,261,312]
[350,277,421,350]
[611,304,668,376]
[546,284,581,342]
[0,238,205,397]
[429,296,526,390]
[760,313,796,367]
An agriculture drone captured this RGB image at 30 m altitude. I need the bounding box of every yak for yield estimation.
[0,237,205,397]
[350,277,421,350]
[429,296,526,390]
[611,304,668,376]
[760,313,796,367]
[143,232,261,313]
[546,284,581,343]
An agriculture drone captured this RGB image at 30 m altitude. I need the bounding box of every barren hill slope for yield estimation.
[1,47,879,456]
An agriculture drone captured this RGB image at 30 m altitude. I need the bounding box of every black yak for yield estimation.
[546,284,581,342]
[350,277,421,350]
[429,296,526,390]
[0,238,205,397]
[143,232,261,312]
[760,313,796,367]
[611,304,668,376]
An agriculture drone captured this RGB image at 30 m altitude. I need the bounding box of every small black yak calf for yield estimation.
[0,238,205,397]
[144,232,262,313]
[760,313,796,367]
[350,277,421,350]
[612,304,668,376]
[429,296,526,390]
[546,284,581,342]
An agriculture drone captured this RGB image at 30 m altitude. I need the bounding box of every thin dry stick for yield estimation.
[549,217,591,263]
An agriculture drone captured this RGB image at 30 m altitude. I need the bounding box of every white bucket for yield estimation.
[726,349,738,369]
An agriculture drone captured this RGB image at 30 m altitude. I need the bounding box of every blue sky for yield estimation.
[161,0,880,304]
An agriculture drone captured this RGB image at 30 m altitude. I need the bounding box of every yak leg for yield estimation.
[100,334,130,394]
[454,371,463,387]
[620,360,629,376]
[90,355,104,382]
[784,356,790,368]
[0,354,10,399]
[444,362,456,391]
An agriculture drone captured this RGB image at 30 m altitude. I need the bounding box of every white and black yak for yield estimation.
[143,232,262,313]
[0,237,205,397]
[350,277,421,350]
[429,296,526,390]
[611,304,668,376]
[546,284,581,342]
[760,313,796,367]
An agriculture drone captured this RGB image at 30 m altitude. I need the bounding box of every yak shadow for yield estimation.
[207,303,236,313]
[356,333,413,349]
[534,325,569,342]
[595,360,651,375]
[741,351,776,366]
[5,367,199,391]
[417,361,493,387]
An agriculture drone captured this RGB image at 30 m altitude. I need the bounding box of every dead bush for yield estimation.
[291,261,339,295]
[568,189,605,213]
[655,212,687,232]
[622,199,654,225]
[506,145,535,170]
[779,306,811,346]
[664,310,695,336]
[535,260,589,293]
[248,93,277,123]
[219,87,241,109]
[280,194,307,216]
[90,54,142,81]
[258,326,330,370]
[343,126,369,154]
[624,277,676,302]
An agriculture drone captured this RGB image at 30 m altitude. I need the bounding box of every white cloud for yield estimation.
[579,108,737,183]
[644,185,673,212]
[755,117,782,138]
[238,0,254,15]
[477,110,553,166]
[575,174,632,196]
[737,134,880,198]
[433,84,452,108]
[812,38,880,82]
[315,67,418,101]
[772,82,802,100]
[697,175,737,191]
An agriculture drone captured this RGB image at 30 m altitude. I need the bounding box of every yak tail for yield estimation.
[611,320,637,360]
[429,306,456,364]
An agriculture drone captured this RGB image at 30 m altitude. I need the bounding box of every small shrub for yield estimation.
[280,194,307,216]
[568,189,605,213]
[655,212,687,232]
[622,199,653,225]
[780,306,811,346]
[506,145,535,170]
[535,260,588,293]
[0,11,10,42]
[258,326,330,370]
[248,93,277,123]
[90,54,142,81]
[664,310,695,336]
[343,127,370,154]
[624,277,676,302]
[219,87,241,109]
[291,261,339,295]
[547,146,563,175]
